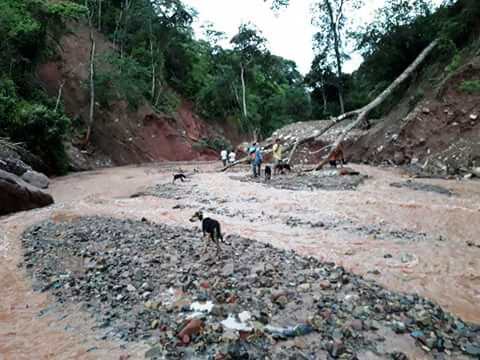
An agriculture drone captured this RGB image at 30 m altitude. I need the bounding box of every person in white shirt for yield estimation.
[220,149,228,166]
[228,151,236,164]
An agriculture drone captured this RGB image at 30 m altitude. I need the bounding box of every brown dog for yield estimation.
[329,144,345,168]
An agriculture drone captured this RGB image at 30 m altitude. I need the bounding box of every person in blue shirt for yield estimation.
[253,145,263,177]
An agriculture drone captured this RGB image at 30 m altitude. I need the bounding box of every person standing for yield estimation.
[220,149,228,166]
[228,150,236,164]
[249,143,257,176]
[253,145,263,177]
[272,138,283,175]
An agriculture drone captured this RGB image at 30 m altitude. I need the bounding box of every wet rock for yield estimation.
[319,280,332,290]
[145,345,164,358]
[394,151,405,165]
[392,320,406,334]
[463,343,480,356]
[178,319,204,345]
[390,352,409,360]
[0,169,54,216]
[0,157,31,176]
[327,339,345,358]
[21,170,49,189]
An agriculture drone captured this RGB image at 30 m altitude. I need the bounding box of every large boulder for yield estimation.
[0,157,32,176]
[0,169,54,216]
[21,170,50,189]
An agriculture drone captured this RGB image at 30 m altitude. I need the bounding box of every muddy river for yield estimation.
[1,162,479,359]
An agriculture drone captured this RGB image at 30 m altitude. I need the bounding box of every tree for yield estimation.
[84,0,96,145]
[230,23,268,138]
[311,0,363,114]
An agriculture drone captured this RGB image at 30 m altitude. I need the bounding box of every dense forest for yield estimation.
[0,0,479,174]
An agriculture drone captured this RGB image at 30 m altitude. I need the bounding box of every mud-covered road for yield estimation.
[1,162,479,359]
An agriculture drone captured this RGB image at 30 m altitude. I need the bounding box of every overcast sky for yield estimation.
[184,0,443,75]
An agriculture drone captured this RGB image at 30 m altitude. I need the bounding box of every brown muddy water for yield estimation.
[1,162,479,359]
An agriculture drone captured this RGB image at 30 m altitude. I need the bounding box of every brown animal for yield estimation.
[329,144,345,168]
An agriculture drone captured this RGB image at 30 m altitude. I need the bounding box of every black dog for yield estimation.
[189,211,224,253]
[172,173,186,183]
[264,165,272,181]
[274,163,292,174]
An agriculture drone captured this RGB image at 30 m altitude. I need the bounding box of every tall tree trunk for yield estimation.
[324,0,345,114]
[240,65,248,118]
[113,8,123,49]
[85,30,96,144]
[149,18,156,100]
[54,81,65,113]
[321,81,327,114]
[120,0,130,58]
[97,0,102,31]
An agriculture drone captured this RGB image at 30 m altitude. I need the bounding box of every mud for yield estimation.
[1,162,480,359]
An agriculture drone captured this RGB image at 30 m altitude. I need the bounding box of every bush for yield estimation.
[94,53,149,109]
[2,99,71,174]
[459,80,480,94]
[154,88,182,115]
[447,53,463,74]
[199,136,231,152]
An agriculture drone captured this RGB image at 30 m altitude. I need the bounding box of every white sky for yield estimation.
[184,0,443,75]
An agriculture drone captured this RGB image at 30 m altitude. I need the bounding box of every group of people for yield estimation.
[220,149,236,166]
[248,138,283,177]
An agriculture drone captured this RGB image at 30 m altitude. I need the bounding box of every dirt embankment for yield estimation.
[348,59,480,175]
[38,23,237,169]
[271,55,480,176]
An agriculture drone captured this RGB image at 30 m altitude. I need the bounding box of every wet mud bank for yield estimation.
[22,216,480,359]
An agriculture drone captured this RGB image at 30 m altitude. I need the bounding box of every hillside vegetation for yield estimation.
[1,0,479,174]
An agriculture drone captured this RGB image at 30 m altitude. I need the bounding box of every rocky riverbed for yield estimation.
[22,216,480,359]
[230,168,367,191]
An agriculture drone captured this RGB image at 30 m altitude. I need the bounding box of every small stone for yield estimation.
[145,346,163,358]
[463,343,480,356]
[275,295,288,307]
[319,280,331,290]
[126,284,136,292]
[392,321,406,334]
[469,114,478,120]
[151,320,159,329]
[177,319,203,345]
[349,319,363,331]
[298,283,311,291]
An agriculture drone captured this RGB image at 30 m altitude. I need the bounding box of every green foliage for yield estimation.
[199,136,232,152]
[46,2,87,20]
[0,78,18,123]
[94,54,149,109]
[0,79,71,174]
[408,88,425,111]
[0,0,77,174]
[447,53,463,74]
[154,88,182,115]
[459,80,480,95]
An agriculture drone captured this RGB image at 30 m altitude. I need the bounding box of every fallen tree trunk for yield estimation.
[308,39,439,171]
